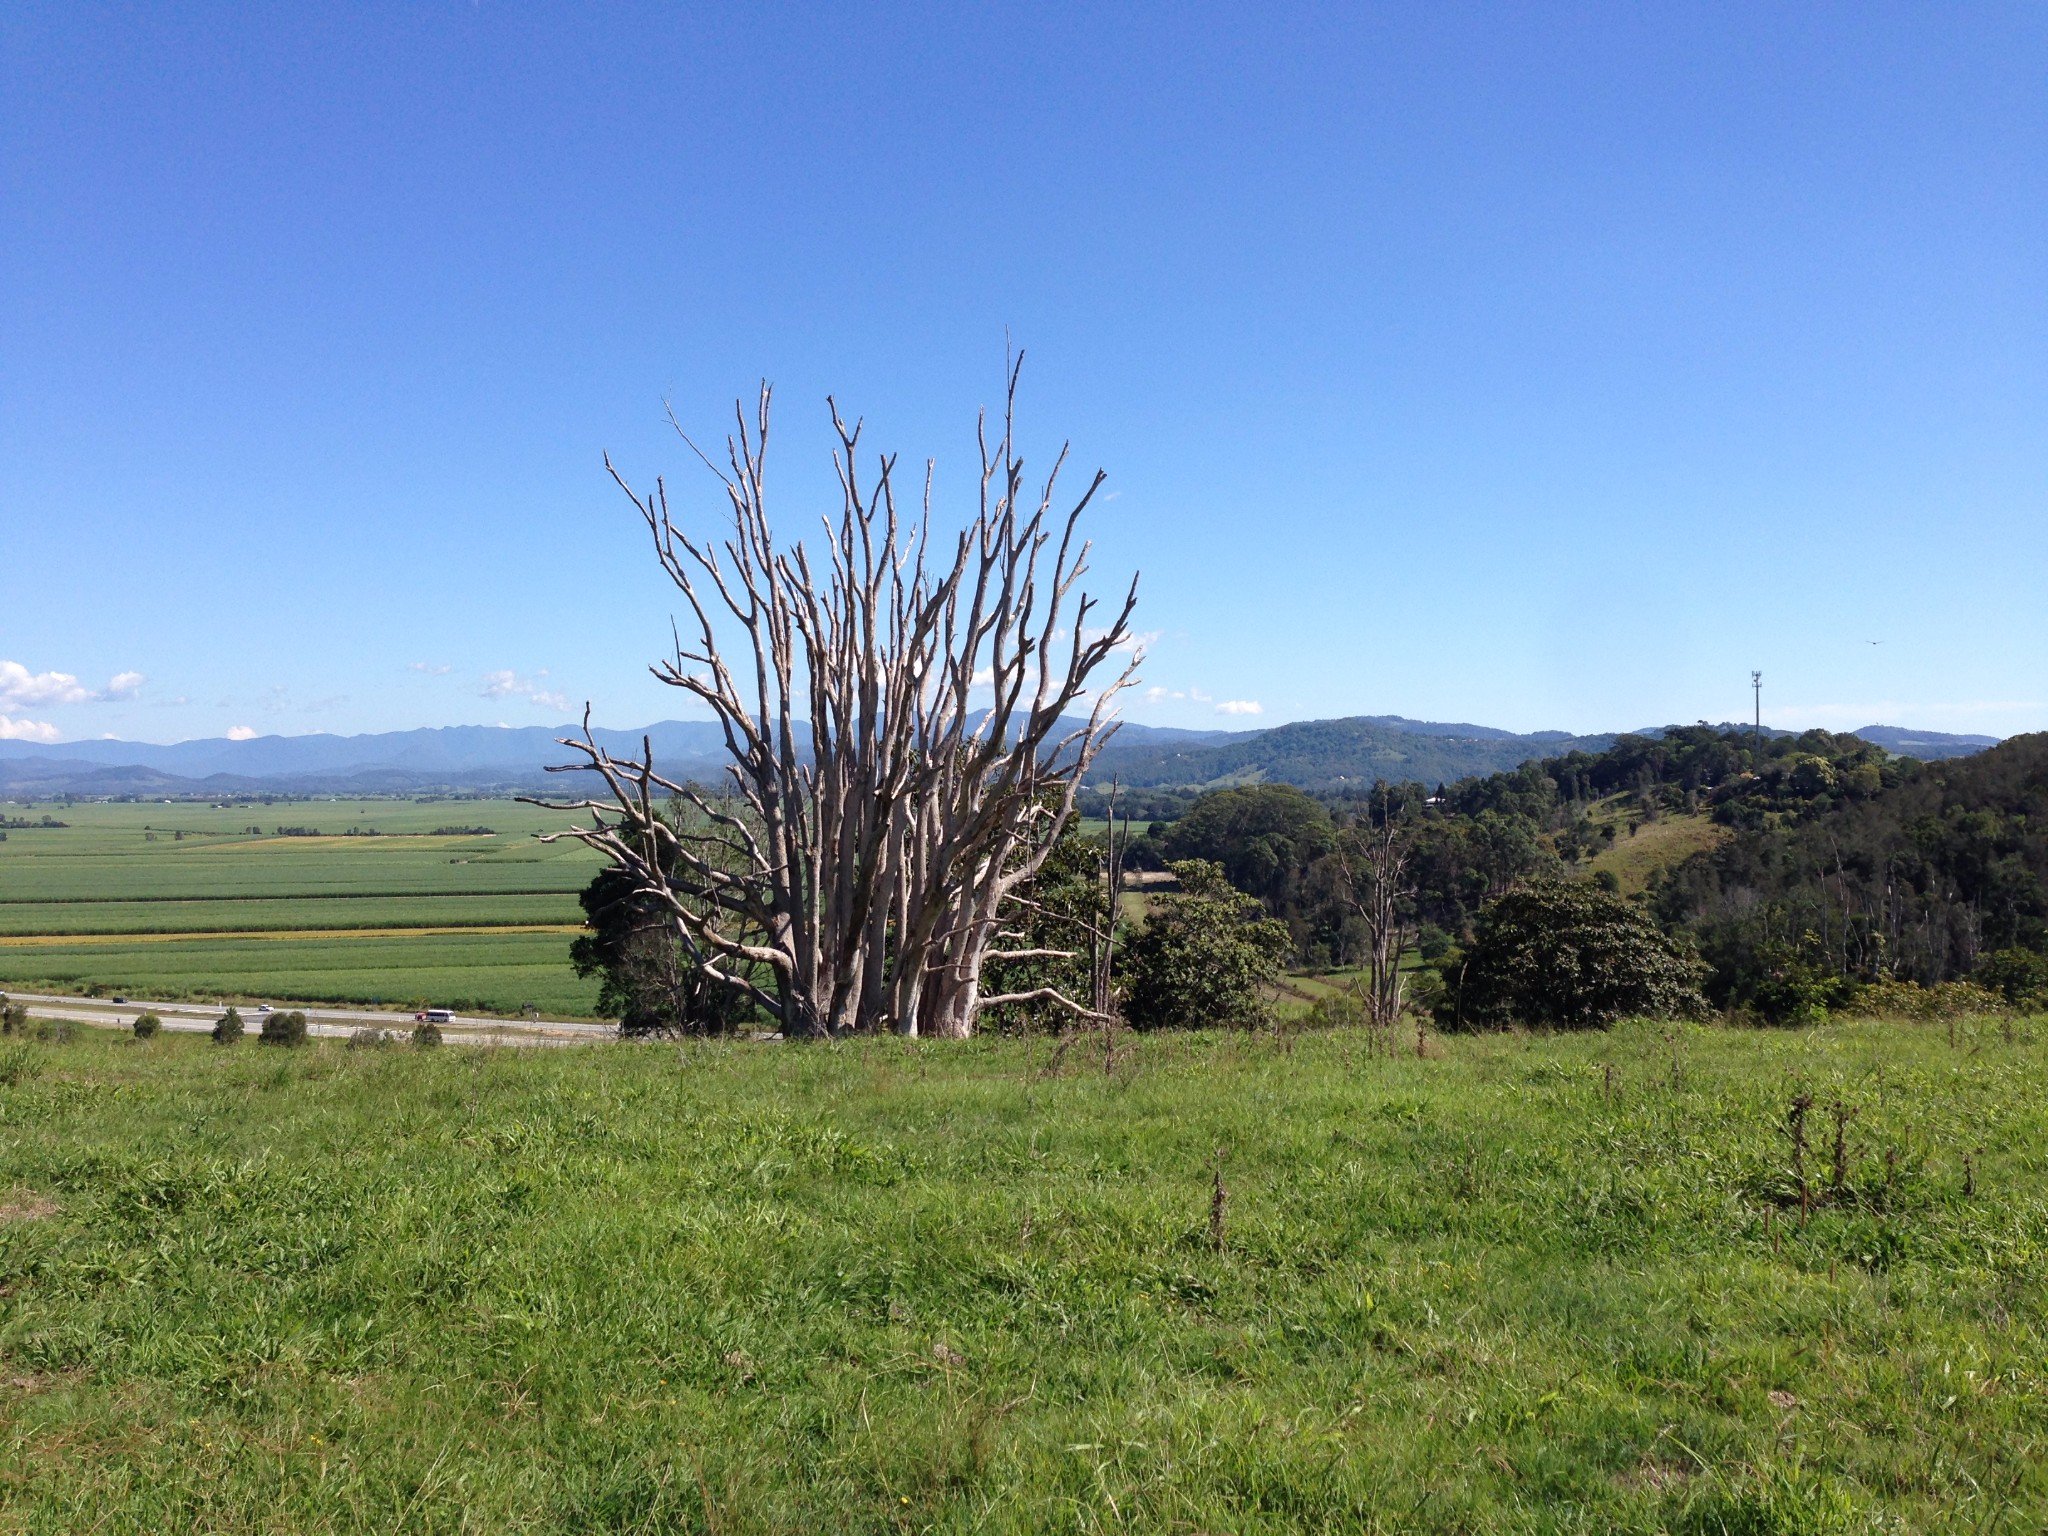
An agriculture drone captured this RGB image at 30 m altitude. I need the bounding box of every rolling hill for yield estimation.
[0,715,2002,799]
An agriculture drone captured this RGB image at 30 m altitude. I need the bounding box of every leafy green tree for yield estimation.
[1444,881,1708,1030]
[259,1010,308,1047]
[131,1012,161,1039]
[1118,860,1291,1030]
[212,1006,244,1045]
[1159,784,1335,914]
[572,864,758,1037]
[1978,947,2048,1009]
[0,997,27,1036]
[411,1020,443,1048]
[1738,935,1858,1025]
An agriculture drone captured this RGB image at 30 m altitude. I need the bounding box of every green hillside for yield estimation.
[1093,717,1615,792]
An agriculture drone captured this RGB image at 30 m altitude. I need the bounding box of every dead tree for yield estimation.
[1337,788,1412,1037]
[532,360,1139,1038]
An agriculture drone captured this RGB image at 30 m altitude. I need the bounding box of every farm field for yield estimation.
[0,1014,2039,1531]
[0,800,604,1016]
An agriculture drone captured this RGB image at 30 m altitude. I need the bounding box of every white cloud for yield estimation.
[0,662,148,709]
[1139,683,1217,706]
[408,661,452,675]
[0,714,60,742]
[226,726,257,741]
[1215,699,1264,716]
[482,669,571,713]
[0,661,93,709]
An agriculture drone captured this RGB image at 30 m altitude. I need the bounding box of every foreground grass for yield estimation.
[0,1018,2042,1533]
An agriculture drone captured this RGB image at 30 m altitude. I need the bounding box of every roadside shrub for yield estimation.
[212,1006,244,1045]
[411,1020,443,1048]
[30,1020,74,1045]
[1441,880,1709,1030]
[259,1010,309,1047]
[0,997,28,1036]
[132,1012,161,1040]
[347,1027,397,1049]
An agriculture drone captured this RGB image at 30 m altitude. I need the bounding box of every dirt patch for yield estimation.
[1615,1454,1697,1496]
[0,1192,58,1224]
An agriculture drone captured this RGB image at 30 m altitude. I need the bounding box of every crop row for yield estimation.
[0,929,602,1016]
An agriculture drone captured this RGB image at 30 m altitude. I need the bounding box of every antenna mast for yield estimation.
[1751,670,1763,759]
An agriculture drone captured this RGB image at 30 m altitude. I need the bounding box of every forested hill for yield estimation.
[1656,730,2048,1008]
[1090,717,1617,792]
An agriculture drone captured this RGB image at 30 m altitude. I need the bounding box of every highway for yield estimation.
[0,989,615,1047]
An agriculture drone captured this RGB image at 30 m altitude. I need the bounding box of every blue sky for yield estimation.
[3,3,2043,746]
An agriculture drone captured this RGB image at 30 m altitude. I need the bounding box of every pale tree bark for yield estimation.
[1337,790,1413,1041]
[531,359,1138,1039]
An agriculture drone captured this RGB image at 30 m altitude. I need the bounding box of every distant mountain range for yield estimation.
[1835,724,2000,761]
[0,716,2005,799]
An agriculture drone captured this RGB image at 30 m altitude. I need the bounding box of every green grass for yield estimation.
[0,892,580,935]
[0,930,600,1016]
[1582,807,1731,896]
[0,1014,2041,1531]
[0,800,602,1015]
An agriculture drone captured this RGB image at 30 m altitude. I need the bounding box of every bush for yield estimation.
[1976,948,2048,1010]
[1117,860,1293,1031]
[1442,880,1709,1030]
[347,1027,398,1049]
[1844,978,2006,1022]
[1743,938,1857,1026]
[212,1006,244,1045]
[0,997,28,1036]
[1299,986,1366,1032]
[0,1042,43,1087]
[259,1010,309,1047]
[132,1012,161,1040]
[411,1020,443,1048]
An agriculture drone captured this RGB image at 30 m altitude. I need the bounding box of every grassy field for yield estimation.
[1583,808,1732,896]
[0,1013,2040,1531]
[0,800,603,1016]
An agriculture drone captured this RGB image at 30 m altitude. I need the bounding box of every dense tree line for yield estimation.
[1652,732,2048,1018]
[574,726,2045,1034]
[1124,726,1892,969]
